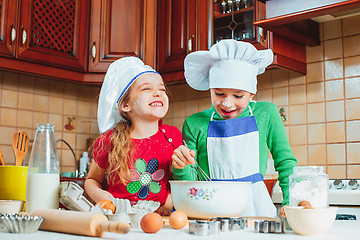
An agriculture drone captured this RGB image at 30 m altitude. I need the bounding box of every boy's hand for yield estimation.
[172,145,196,169]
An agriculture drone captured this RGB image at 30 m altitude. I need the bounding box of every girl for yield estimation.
[85,57,182,216]
[172,40,297,217]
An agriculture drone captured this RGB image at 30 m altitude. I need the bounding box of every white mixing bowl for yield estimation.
[169,180,251,218]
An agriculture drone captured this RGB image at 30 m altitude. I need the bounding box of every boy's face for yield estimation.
[210,88,254,119]
[122,73,169,121]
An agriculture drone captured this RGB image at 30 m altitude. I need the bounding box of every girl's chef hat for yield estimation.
[97,56,159,134]
[184,39,273,94]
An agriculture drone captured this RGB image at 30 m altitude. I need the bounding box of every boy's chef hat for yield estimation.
[97,56,159,134]
[184,39,273,94]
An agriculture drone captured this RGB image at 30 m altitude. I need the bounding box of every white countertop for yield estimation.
[1,220,360,240]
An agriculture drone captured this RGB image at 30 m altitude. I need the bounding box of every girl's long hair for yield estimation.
[106,87,134,185]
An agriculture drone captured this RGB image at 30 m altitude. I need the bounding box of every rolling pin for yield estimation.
[31,209,131,237]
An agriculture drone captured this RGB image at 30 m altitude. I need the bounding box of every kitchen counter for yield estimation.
[1,220,359,240]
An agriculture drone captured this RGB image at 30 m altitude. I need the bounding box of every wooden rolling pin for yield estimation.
[31,209,131,237]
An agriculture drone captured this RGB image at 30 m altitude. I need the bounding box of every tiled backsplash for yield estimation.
[1,15,359,179]
[0,71,100,173]
[164,15,360,179]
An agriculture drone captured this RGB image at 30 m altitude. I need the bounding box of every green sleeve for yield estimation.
[266,103,297,205]
[172,118,198,180]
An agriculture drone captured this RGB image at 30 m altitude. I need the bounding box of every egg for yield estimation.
[95,199,116,214]
[169,210,188,229]
[140,212,163,233]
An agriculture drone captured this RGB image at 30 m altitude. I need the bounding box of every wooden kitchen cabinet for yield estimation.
[0,0,89,72]
[157,0,210,84]
[88,0,144,72]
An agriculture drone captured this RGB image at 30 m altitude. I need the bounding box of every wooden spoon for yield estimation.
[0,148,5,165]
[12,131,29,166]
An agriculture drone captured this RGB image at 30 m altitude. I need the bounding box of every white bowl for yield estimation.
[285,206,338,236]
[0,200,24,213]
[169,180,251,218]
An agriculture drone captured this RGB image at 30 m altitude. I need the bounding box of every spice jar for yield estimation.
[289,166,329,208]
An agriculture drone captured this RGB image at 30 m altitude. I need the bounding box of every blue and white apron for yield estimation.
[207,106,276,217]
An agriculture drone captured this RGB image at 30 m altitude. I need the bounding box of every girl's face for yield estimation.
[122,73,169,121]
[210,88,254,119]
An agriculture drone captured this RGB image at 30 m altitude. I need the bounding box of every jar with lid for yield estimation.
[289,166,329,208]
[26,123,60,212]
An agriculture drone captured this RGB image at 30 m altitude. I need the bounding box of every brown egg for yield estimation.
[140,212,163,233]
[169,210,188,229]
[298,200,313,209]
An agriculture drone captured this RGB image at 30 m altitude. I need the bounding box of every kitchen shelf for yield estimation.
[214,6,254,19]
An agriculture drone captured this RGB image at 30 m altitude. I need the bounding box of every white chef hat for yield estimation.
[184,39,273,94]
[97,56,159,134]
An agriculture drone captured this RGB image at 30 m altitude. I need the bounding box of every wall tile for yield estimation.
[198,97,211,112]
[18,92,34,110]
[308,144,326,165]
[323,19,342,40]
[326,100,344,122]
[2,72,19,90]
[76,133,89,150]
[326,122,345,143]
[172,101,186,118]
[289,105,306,125]
[347,143,360,164]
[327,165,346,179]
[64,82,78,99]
[289,125,307,145]
[306,62,324,83]
[325,59,343,80]
[255,89,272,102]
[49,80,64,97]
[289,85,306,104]
[77,101,91,118]
[33,95,49,112]
[344,56,360,78]
[307,103,325,123]
[165,101,173,119]
[347,165,360,179]
[345,77,360,99]
[48,114,63,133]
[33,77,49,95]
[346,99,360,120]
[0,108,17,126]
[19,74,35,93]
[172,117,185,132]
[61,149,76,167]
[17,110,33,128]
[272,69,288,88]
[292,145,307,166]
[168,85,186,102]
[185,99,198,117]
[327,144,345,165]
[346,120,360,142]
[324,39,342,60]
[63,99,77,116]
[289,72,306,85]
[342,15,360,36]
[325,80,344,101]
[49,96,64,114]
[185,85,199,100]
[272,87,288,106]
[258,70,272,90]
[0,126,16,145]
[62,133,76,152]
[1,145,15,165]
[308,123,325,144]
[306,43,323,63]
[343,35,360,57]
[307,82,324,103]
[33,112,48,127]
[2,89,18,108]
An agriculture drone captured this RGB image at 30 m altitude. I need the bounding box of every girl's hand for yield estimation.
[279,205,286,218]
[155,194,173,216]
[172,145,196,169]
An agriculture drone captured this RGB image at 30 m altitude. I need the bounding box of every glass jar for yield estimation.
[26,123,60,212]
[289,166,329,208]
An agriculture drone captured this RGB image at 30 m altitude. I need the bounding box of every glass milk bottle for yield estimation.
[26,123,60,212]
[289,166,329,208]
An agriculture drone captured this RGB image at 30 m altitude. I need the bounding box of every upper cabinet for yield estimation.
[157,0,210,84]
[0,0,89,72]
[89,0,144,72]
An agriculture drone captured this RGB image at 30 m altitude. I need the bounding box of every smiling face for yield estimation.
[121,73,169,122]
[210,88,255,119]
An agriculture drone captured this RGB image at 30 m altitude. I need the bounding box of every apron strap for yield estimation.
[211,173,263,184]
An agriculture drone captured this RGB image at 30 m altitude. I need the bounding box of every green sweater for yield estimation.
[172,101,297,205]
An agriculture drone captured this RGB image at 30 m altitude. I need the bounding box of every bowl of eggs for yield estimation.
[169,180,251,219]
[284,206,338,236]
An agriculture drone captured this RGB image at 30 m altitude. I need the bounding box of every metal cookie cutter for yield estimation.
[230,217,248,230]
[254,220,284,234]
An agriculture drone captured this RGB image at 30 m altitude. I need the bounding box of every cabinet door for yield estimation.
[157,0,209,83]
[0,0,17,57]
[16,0,88,71]
[89,0,144,72]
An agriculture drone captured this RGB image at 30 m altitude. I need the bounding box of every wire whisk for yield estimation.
[183,141,212,181]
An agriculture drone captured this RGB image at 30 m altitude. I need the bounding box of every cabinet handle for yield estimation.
[188,34,194,53]
[9,24,16,48]
[91,42,96,62]
[20,26,27,49]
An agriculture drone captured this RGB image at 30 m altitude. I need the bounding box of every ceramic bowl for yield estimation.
[169,180,251,218]
[0,200,25,213]
[284,206,338,236]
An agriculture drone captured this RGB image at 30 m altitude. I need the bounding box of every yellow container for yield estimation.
[0,166,28,201]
